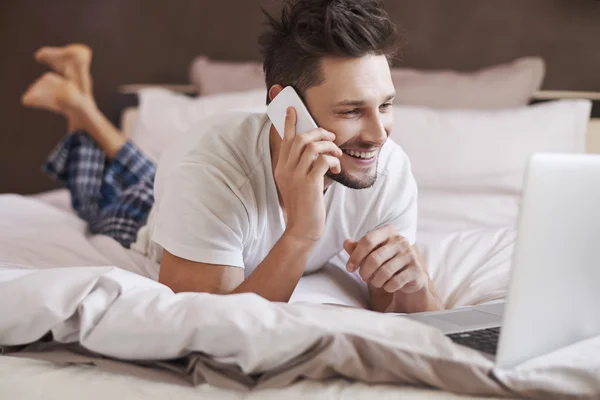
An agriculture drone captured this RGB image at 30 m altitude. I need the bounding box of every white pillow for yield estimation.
[188,55,545,109]
[390,57,546,109]
[391,100,592,234]
[131,91,590,237]
[417,228,517,308]
[130,88,267,162]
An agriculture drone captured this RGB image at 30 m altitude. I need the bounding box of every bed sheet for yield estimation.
[27,189,516,308]
[0,355,497,400]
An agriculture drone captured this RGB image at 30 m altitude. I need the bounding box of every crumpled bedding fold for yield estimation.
[1,264,598,399]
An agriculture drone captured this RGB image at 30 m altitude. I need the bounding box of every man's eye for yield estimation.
[379,102,393,110]
[340,109,360,117]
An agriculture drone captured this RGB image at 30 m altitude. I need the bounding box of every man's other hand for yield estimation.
[343,225,426,293]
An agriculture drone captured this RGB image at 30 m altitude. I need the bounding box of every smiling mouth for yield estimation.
[341,149,378,160]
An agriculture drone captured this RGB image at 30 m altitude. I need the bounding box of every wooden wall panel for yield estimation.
[1,0,598,193]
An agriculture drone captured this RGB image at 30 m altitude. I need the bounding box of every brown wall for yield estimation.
[1,0,599,194]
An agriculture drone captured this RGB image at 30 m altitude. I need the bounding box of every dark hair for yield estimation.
[258,0,402,104]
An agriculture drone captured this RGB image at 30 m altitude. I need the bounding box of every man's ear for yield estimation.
[268,84,285,103]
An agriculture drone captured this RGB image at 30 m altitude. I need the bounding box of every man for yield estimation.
[22,0,443,313]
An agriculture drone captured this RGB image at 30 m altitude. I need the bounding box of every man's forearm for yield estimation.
[368,284,394,312]
[369,277,443,313]
[231,233,314,302]
[388,277,444,313]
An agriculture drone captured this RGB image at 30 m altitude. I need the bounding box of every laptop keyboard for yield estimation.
[447,327,501,355]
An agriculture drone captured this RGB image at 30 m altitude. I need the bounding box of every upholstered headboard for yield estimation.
[2,0,599,193]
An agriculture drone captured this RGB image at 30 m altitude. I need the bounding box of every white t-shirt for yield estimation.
[132,111,417,277]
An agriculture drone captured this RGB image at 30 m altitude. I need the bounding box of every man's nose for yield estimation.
[363,116,388,146]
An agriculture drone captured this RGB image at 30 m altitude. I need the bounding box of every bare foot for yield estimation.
[21,72,88,131]
[21,72,81,112]
[34,44,93,95]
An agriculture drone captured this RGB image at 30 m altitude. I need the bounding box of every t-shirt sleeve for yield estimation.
[150,161,249,268]
[375,147,418,245]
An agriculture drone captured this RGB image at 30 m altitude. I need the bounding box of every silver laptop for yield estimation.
[405,153,600,369]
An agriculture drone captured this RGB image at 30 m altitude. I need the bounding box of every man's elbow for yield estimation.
[158,250,243,294]
[159,274,229,295]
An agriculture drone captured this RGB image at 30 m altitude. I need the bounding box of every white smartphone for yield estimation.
[267,86,318,138]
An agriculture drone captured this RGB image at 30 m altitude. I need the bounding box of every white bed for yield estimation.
[1,188,597,399]
[0,193,506,400]
[1,90,598,399]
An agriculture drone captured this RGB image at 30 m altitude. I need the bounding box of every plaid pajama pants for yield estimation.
[44,130,156,248]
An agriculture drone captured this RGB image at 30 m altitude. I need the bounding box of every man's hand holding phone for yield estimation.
[275,107,342,244]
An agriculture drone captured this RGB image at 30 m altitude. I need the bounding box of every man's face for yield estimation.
[304,54,395,189]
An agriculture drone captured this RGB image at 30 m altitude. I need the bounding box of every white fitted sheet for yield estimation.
[0,355,500,400]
